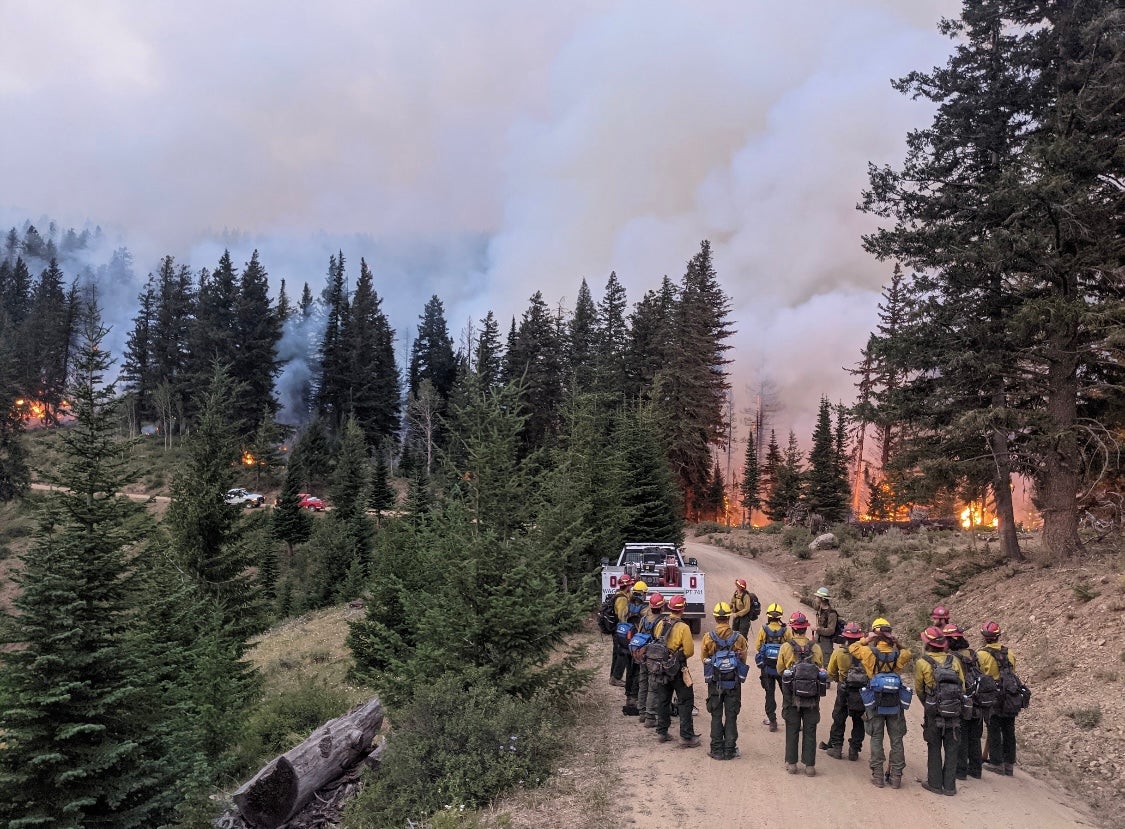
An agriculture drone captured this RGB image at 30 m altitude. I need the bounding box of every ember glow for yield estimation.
[960,505,998,530]
[241,451,256,466]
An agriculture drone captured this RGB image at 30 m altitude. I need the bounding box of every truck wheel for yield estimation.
[688,617,701,635]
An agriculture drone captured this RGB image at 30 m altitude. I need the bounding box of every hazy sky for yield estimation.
[1,0,961,442]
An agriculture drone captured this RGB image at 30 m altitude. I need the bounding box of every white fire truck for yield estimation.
[600,542,706,634]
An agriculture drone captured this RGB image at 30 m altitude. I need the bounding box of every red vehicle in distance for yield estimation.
[297,493,326,511]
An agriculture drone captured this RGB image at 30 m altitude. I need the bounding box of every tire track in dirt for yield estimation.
[597,539,1095,828]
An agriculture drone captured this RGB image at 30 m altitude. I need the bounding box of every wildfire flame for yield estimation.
[960,505,998,530]
[241,451,256,466]
[13,398,62,424]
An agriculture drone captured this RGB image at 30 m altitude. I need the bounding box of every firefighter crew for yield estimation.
[931,605,951,628]
[701,602,750,760]
[813,586,839,659]
[730,578,759,638]
[821,621,867,761]
[622,581,648,715]
[915,626,965,796]
[652,595,701,747]
[637,592,666,728]
[609,575,633,686]
[944,623,985,779]
[849,617,912,789]
[775,611,825,776]
[978,620,1018,776]
[755,603,792,732]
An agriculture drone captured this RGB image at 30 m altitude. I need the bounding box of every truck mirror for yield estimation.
[600,557,609,566]
[687,557,699,567]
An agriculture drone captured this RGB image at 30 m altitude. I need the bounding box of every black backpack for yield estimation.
[922,654,965,723]
[993,646,1031,717]
[782,641,825,708]
[597,593,619,635]
[956,650,996,716]
[645,618,684,685]
[843,653,869,713]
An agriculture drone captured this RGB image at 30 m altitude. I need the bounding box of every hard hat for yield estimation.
[841,621,864,640]
[931,605,950,622]
[649,593,665,610]
[815,586,831,599]
[766,602,783,617]
[713,601,732,617]
[922,626,948,648]
[941,623,964,639]
[788,612,809,630]
[632,581,648,594]
[735,578,748,590]
[668,595,687,613]
[980,620,1002,641]
[618,575,634,588]
[872,618,892,632]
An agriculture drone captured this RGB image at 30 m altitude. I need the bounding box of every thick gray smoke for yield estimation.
[1,0,960,440]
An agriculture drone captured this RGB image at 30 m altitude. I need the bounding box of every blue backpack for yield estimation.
[704,630,748,689]
[613,599,646,647]
[629,613,664,664]
[859,648,913,715]
[755,624,787,677]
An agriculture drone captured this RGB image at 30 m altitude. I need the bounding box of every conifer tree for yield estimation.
[345,258,400,447]
[765,430,804,522]
[594,271,629,395]
[805,396,848,523]
[506,292,564,451]
[368,441,396,523]
[0,310,186,827]
[474,310,503,395]
[316,252,351,431]
[565,279,598,394]
[739,428,760,524]
[273,465,312,554]
[230,250,281,434]
[624,276,677,400]
[615,406,684,543]
[409,294,458,402]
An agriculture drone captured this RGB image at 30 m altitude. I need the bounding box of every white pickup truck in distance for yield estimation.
[224,487,265,508]
[600,542,706,634]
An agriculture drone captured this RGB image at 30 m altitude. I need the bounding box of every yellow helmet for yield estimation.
[766,602,783,617]
[713,602,732,617]
[872,617,892,632]
[632,580,648,594]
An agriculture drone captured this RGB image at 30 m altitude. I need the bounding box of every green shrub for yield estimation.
[1064,706,1102,730]
[871,549,891,574]
[761,523,782,535]
[794,547,812,560]
[781,526,811,550]
[693,522,730,536]
[231,675,352,775]
[344,673,569,829]
[837,541,855,559]
[742,544,761,559]
[1072,582,1100,603]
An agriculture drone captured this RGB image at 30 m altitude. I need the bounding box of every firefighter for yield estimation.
[915,626,965,796]
[849,617,912,788]
[755,603,791,732]
[637,592,666,728]
[652,595,701,747]
[821,621,867,760]
[701,602,749,760]
[775,612,825,776]
[730,578,759,638]
[622,581,648,715]
[945,623,985,779]
[978,620,1019,776]
[813,586,840,660]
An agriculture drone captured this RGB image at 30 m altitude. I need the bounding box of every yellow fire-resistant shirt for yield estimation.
[654,614,694,660]
[914,650,966,701]
[848,638,912,677]
[700,621,749,665]
[614,592,630,625]
[775,633,824,673]
[730,589,756,621]
[826,645,857,682]
[977,642,1015,680]
[754,621,792,651]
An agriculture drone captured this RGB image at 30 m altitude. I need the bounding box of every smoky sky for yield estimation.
[1,0,960,442]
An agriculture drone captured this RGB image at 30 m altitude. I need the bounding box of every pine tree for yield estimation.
[409,294,457,401]
[345,258,400,447]
[739,427,760,523]
[367,441,396,522]
[166,365,264,641]
[121,276,157,427]
[0,310,185,827]
[615,406,684,543]
[149,256,195,436]
[624,276,677,399]
[565,279,598,394]
[231,250,281,435]
[805,396,848,523]
[593,271,629,395]
[704,460,727,523]
[316,252,351,431]
[765,430,804,522]
[506,291,564,451]
[474,310,503,395]
[273,465,312,554]
[276,277,292,323]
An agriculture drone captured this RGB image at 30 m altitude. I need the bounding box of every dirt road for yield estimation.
[599,539,1094,828]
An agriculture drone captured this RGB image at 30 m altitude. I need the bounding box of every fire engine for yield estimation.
[600,542,706,633]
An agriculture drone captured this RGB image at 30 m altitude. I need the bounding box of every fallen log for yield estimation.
[232,696,384,829]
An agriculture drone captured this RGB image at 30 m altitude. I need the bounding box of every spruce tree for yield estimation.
[474,310,503,395]
[231,250,281,434]
[368,442,396,523]
[765,430,804,522]
[0,311,183,827]
[593,271,629,395]
[806,397,847,523]
[408,294,457,401]
[345,258,400,447]
[565,279,598,394]
[739,428,760,524]
[506,292,564,452]
[273,466,312,554]
[316,252,351,431]
[0,322,29,501]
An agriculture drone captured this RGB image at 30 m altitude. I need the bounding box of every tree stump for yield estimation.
[232,696,384,829]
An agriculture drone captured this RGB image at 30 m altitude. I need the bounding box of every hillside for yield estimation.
[241,526,1122,829]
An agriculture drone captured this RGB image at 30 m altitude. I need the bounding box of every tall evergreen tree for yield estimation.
[273,465,312,555]
[368,441,396,523]
[805,396,848,523]
[506,292,565,451]
[121,276,158,427]
[474,310,503,395]
[345,258,400,446]
[565,279,598,394]
[149,256,195,437]
[765,430,804,522]
[624,276,677,400]
[0,311,187,827]
[231,250,281,434]
[316,252,351,431]
[408,294,457,402]
[593,271,629,395]
[739,427,760,524]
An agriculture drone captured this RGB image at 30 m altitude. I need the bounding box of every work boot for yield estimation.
[707,750,725,760]
[644,717,657,728]
[956,772,967,780]
[786,763,799,774]
[1003,763,1014,776]
[763,718,777,732]
[871,770,885,788]
[826,746,843,760]
[656,732,673,743]
[847,747,859,761]
[984,762,1004,775]
[638,712,647,724]
[681,735,701,748]
[610,677,625,687]
[819,741,831,750]
[804,765,816,777]
[888,773,901,789]
[919,781,943,796]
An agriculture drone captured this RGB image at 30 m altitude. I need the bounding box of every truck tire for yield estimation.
[687,617,701,635]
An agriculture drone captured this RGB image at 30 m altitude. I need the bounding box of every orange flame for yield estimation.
[241,451,256,466]
[960,505,998,530]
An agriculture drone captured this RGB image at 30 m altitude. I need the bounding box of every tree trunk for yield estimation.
[989,390,1022,560]
[1040,325,1082,559]
[232,696,384,829]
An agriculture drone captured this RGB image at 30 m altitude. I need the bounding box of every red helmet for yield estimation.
[941,623,964,640]
[788,612,809,630]
[981,621,1002,641]
[649,593,666,610]
[922,625,948,648]
[931,605,950,622]
[841,621,864,640]
[618,575,634,588]
[668,595,687,613]
[735,578,748,591]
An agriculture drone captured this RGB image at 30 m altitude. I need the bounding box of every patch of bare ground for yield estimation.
[705,526,1125,829]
